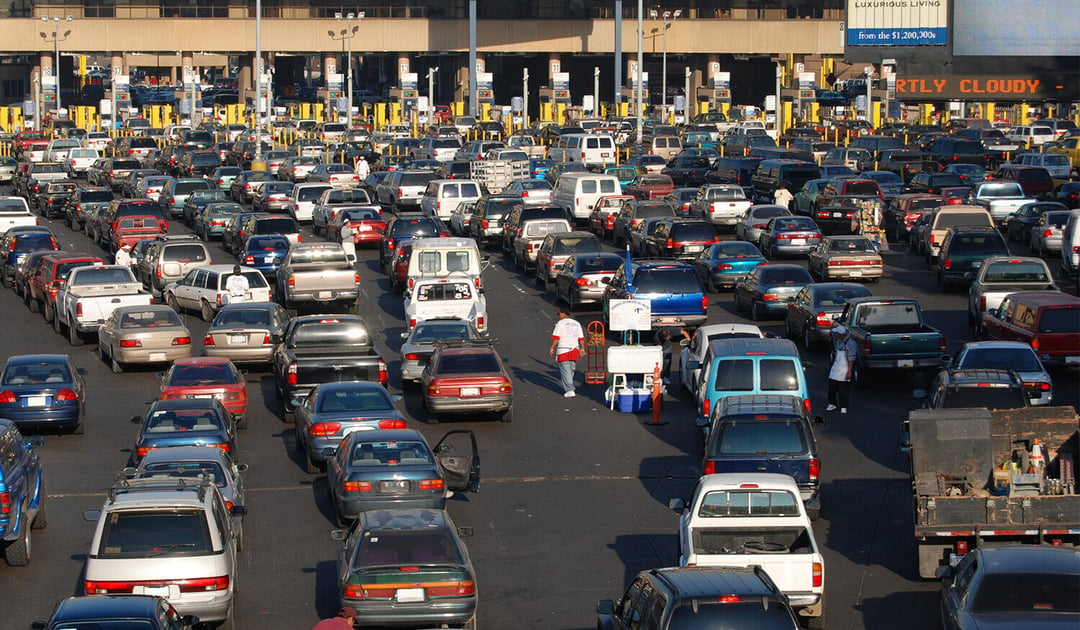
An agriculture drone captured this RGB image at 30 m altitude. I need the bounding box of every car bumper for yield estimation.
[772,244,816,256]
[1038,354,1080,368]
[286,289,360,303]
[339,494,446,518]
[204,346,275,364]
[787,593,823,610]
[0,407,80,428]
[860,356,943,370]
[709,271,748,289]
[571,286,607,303]
[650,313,708,328]
[822,266,883,280]
[707,214,742,226]
[115,346,193,364]
[341,597,476,628]
[426,394,512,414]
[400,360,428,382]
[170,591,234,623]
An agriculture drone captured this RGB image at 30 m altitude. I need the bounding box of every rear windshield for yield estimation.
[434,139,461,148]
[416,282,473,300]
[671,223,717,241]
[705,188,744,201]
[112,159,141,169]
[162,245,208,263]
[355,528,462,566]
[56,260,97,281]
[484,200,519,217]
[949,235,1008,256]
[714,420,807,455]
[317,388,393,414]
[636,204,676,218]
[525,221,569,237]
[255,218,299,234]
[391,218,441,237]
[1038,307,1080,334]
[668,603,799,628]
[782,166,819,182]
[118,217,161,230]
[214,271,267,289]
[577,255,623,273]
[844,182,880,195]
[71,267,136,285]
[979,183,1024,197]
[1044,212,1070,228]
[247,237,290,252]
[97,510,212,558]
[853,302,921,327]
[167,362,237,385]
[633,269,702,294]
[958,348,1042,372]
[298,186,332,202]
[290,247,347,265]
[759,267,812,284]
[971,573,1080,614]
[698,489,801,517]
[981,261,1049,283]
[174,181,211,194]
[714,242,762,258]
[3,362,71,385]
[411,322,473,343]
[400,172,437,187]
[15,234,56,249]
[190,153,219,165]
[552,236,600,256]
[214,307,273,327]
[292,321,371,347]
[936,212,991,230]
[437,352,501,374]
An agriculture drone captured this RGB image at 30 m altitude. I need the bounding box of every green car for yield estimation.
[791,178,831,215]
[209,166,242,191]
[604,165,639,187]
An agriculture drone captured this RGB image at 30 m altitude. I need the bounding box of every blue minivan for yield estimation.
[687,338,810,428]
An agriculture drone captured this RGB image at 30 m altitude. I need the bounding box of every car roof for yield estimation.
[4,353,70,367]
[718,394,806,416]
[139,445,233,465]
[51,595,163,622]
[148,398,225,412]
[975,545,1080,574]
[361,508,452,531]
[651,566,779,600]
[697,472,802,492]
[706,337,800,358]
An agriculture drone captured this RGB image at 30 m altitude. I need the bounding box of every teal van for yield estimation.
[687,337,810,429]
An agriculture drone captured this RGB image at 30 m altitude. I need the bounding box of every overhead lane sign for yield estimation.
[893,75,1078,100]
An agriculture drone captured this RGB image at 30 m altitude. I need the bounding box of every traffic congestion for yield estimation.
[0,107,1078,630]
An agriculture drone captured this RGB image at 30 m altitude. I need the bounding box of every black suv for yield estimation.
[704,394,824,520]
[937,225,1009,290]
[379,213,447,268]
[926,368,1029,410]
[467,194,521,248]
[922,136,988,170]
[903,171,967,195]
[597,566,800,630]
[645,218,717,259]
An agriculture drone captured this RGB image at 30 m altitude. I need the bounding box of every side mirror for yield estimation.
[457,526,474,538]
[330,529,348,541]
[668,497,686,513]
[121,466,137,477]
[130,415,143,424]
[400,331,410,339]
[83,510,101,522]
[77,367,88,376]
[235,463,249,473]
[939,354,952,368]
[597,600,615,615]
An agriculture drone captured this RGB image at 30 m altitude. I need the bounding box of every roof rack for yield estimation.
[107,471,213,504]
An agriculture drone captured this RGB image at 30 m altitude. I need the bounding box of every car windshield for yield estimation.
[971,573,1080,614]
[166,363,236,385]
[635,204,676,218]
[97,509,211,558]
[317,388,393,412]
[714,421,807,456]
[552,236,601,256]
[436,352,500,374]
[15,234,56,249]
[829,238,877,253]
[633,269,701,293]
[698,490,801,517]
[958,348,1043,372]
[215,308,274,327]
[348,440,432,466]
[140,461,226,486]
[412,322,473,343]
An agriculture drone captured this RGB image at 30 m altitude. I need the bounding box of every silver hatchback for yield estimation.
[951,341,1053,406]
[202,302,291,366]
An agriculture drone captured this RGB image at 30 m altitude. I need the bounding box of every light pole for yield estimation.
[427,66,439,127]
[40,15,73,114]
[254,0,262,164]
[333,12,363,126]
[635,0,643,146]
[648,8,680,122]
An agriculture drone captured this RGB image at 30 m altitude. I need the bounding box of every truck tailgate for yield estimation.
[78,293,152,322]
[692,526,819,594]
[870,331,942,359]
[638,291,705,317]
[712,457,810,487]
[290,269,357,295]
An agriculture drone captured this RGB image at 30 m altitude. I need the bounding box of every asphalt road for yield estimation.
[0,195,1077,630]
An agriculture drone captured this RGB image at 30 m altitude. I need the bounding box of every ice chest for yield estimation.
[617,388,653,412]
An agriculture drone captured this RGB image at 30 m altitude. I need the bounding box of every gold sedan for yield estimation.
[97,305,193,373]
[807,235,883,282]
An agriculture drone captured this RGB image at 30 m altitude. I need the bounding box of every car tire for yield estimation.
[72,412,84,435]
[852,362,866,386]
[52,310,64,335]
[166,293,180,312]
[304,449,320,475]
[806,612,826,630]
[200,300,214,323]
[3,515,30,566]
[803,323,816,351]
[426,408,439,424]
[28,296,39,313]
[500,407,514,423]
[733,291,744,313]
[111,352,124,374]
[68,322,85,346]
[750,300,763,321]
[567,290,577,312]
[42,301,53,324]
[31,495,47,529]
[333,500,350,528]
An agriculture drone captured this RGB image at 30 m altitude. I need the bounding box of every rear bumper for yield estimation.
[339,494,445,518]
[204,346,275,365]
[285,289,360,303]
[650,313,708,328]
[341,597,475,628]
[426,394,512,414]
[0,407,80,428]
[860,355,943,370]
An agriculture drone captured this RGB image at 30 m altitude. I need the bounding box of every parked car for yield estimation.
[757,216,823,259]
[733,263,815,321]
[96,304,193,373]
[806,235,884,282]
[691,240,767,293]
[0,354,85,434]
[157,356,249,428]
[421,341,513,423]
[553,252,624,311]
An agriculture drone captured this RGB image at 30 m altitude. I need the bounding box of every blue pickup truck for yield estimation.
[833,296,947,384]
[0,418,46,566]
[601,259,709,331]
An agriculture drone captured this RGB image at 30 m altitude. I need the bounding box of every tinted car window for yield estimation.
[633,269,702,293]
[949,236,1007,256]
[162,245,208,262]
[254,218,299,234]
[970,573,1080,614]
[669,603,798,628]
[98,510,211,557]
[552,236,601,255]
[1038,308,1080,333]
[671,223,716,240]
[759,359,800,391]
[713,359,753,391]
[716,421,806,455]
[436,352,500,374]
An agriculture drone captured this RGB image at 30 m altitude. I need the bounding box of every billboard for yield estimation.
[893,75,1077,101]
[954,0,1080,57]
[846,0,948,47]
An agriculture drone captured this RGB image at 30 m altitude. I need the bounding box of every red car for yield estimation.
[157,357,248,428]
[421,342,514,423]
[588,194,635,238]
[389,240,414,293]
[333,207,386,247]
[624,174,676,200]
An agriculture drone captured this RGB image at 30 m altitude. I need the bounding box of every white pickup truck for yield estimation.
[55,265,152,346]
[404,277,488,334]
[670,473,825,628]
[688,184,753,230]
[966,181,1030,226]
[0,197,37,231]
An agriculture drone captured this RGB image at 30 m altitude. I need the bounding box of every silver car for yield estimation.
[131,446,249,548]
[507,178,553,206]
[97,305,193,373]
[293,381,408,474]
[951,341,1053,406]
[202,302,291,366]
[735,204,791,243]
[399,318,485,383]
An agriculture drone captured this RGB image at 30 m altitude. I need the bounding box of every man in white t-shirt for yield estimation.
[114,243,133,267]
[773,183,794,210]
[225,265,250,304]
[548,309,585,398]
[354,156,370,180]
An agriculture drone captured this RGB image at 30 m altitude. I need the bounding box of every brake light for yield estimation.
[286,362,298,385]
[704,460,715,475]
[862,338,872,354]
[75,303,83,317]
[309,422,341,437]
[56,389,78,401]
[702,398,710,417]
[155,264,162,278]
[0,391,14,404]
[244,255,255,264]
[575,277,593,286]
[418,479,445,490]
[354,272,361,285]
[119,340,142,348]
[0,491,10,515]
[378,419,407,430]
[939,337,947,353]
[762,293,777,301]
[203,334,215,346]
[288,275,295,287]
[943,258,952,270]
[809,458,820,482]
[812,562,823,588]
[172,337,191,346]
[343,481,372,492]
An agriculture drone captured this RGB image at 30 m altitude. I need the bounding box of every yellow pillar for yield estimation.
[479,102,490,122]
[1020,103,1030,126]
[375,103,388,128]
[313,103,324,122]
[871,101,882,129]
[390,102,402,125]
[0,108,10,133]
[809,102,820,124]
[781,101,793,134]
[540,102,552,122]
[921,103,934,125]
[721,102,731,118]
[985,103,995,124]
[453,101,464,117]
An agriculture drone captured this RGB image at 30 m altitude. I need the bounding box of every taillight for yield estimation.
[956,540,969,556]
[244,255,255,264]
[172,337,191,346]
[262,334,273,345]
[862,338,872,354]
[979,296,986,311]
[286,362,298,385]
[155,264,163,278]
[75,303,83,317]
[715,264,732,270]
[343,480,372,493]
[703,460,715,475]
[56,389,78,401]
[803,398,812,416]
[378,419,407,429]
[943,258,952,270]
[0,391,14,404]
[119,340,142,348]
[809,458,820,482]
[418,479,445,490]
[1044,229,1053,238]
[702,398,710,417]
[701,295,709,312]
[812,562,823,588]
[815,311,832,326]
[309,422,341,437]
[354,272,361,285]
[288,275,295,287]
[939,337,947,353]
[576,278,593,286]
[203,334,215,346]
[0,491,10,515]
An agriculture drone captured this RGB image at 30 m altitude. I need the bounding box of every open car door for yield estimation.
[434,429,480,493]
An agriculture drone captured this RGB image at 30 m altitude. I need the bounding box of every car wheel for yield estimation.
[200,300,214,323]
[333,500,350,528]
[733,291,744,313]
[110,352,124,374]
[166,293,180,312]
[804,322,815,351]
[426,407,439,424]
[806,612,826,630]
[28,296,39,313]
[42,301,53,324]
[52,310,63,334]
[750,300,763,321]
[3,515,30,566]
[304,449,320,475]
[567,290,577,312]
[68,321,85,346]
[31,494,47,529]
[501,406,514,423]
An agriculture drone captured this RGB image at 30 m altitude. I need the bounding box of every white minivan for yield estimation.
[1060,209,1080,276]
[419,179,482,220]
[288,182,334,222]
[551,172,622,221]
[406,237,486,291]
[1018,152,1074,179]
[547,133,617,169]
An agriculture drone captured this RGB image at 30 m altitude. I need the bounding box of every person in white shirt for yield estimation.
[339,223,357,264]
[225,265,250,304]
[548,309,586,398]
[354,156,370,181]
[114,243,133,267]
[773,182,794,210]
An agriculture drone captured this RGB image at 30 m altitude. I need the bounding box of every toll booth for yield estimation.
[389,87,418,123]
[696,86,731,117]
[620,88,650,118]
[317,88,343,122]
[539,87,571,107]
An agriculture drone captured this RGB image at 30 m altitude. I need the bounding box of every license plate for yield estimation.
[832,212,843,218]
[849,270,863,277]
[141,585,172,597]
[660,317,677,324]
[685,245,703,253]
[26,396,46,407]
[791,239,806,246]
[601,152,611,158]
[358,224,371,231]
[317,291,332,299]
[149,352,166,361]
[379,480,411,492]
[897,359,914,368]
[228,334,247,345]
[264,256,277,263]
[190,394,214,399]
[396,588,425,603]
[460,387,480,397]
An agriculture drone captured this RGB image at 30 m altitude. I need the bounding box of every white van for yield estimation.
[288,182,334,222]
[1061,209,1080,276]
[1018,152,1074,179]
[419,179,482,220]
[405,237,487,291]
[551,172,622,222]
[547,133,617,169]
[1005,125,1055,147]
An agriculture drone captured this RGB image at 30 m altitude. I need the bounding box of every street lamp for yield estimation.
[427,66,439,126]
[648,8,680,122]
[332,12,363,126]
[40,15,73,114]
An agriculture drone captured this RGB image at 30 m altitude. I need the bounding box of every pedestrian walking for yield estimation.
[827,323,856,414]
[549,309,585,398]
[354,155,370,181]
[225,264,250,304]
[773,182,794,209]
[311,606,357,630]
